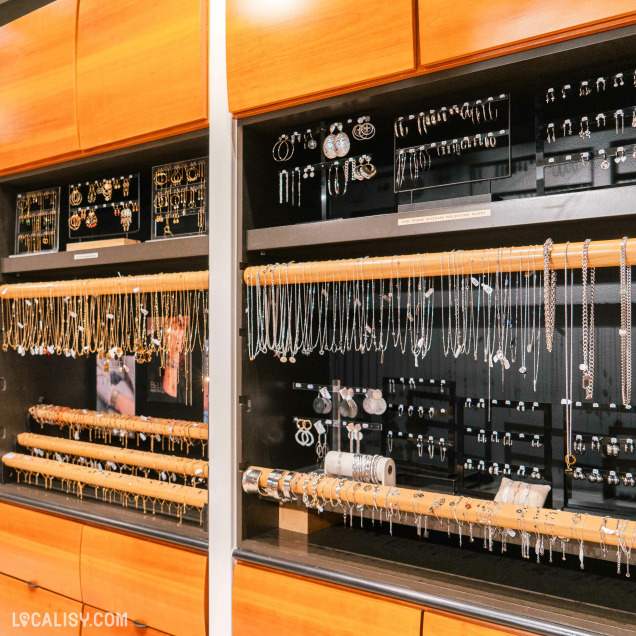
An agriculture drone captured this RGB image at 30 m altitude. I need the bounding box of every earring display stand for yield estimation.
[151,157,208,239]
[67,174,141,243]
[13,187,60,256]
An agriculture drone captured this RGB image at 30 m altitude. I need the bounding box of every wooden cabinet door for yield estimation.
[233,562,424,636]
[0,572,82,636]
[227,0,416,116]
[423,611,535,635]
[0,503,83,601]
[76,0,208,151]
[418,2,636,71]
[81,605,170,635]
[0,0,80,176]
[80,527,208,636]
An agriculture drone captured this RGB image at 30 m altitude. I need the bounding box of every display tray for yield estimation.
[239,527,636,635]
[0,481,207,551]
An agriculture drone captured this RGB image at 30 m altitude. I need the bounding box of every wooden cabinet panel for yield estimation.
[80,527,207,636]
[81,605,170,636]
[423,611,535,636]
[0,0,80,175]
[418,2,636,70]
[0,572,82,636]
[76,0,208,151]
[0,503,83,601]
[233,562,423,636]
[227,0,416,116]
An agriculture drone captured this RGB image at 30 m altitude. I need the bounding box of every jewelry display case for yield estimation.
[235,27,636,633]
[0,130,209,550]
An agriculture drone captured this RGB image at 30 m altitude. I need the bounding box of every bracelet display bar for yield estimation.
[17,433,208,479]
[245,466,632,552]
[3,453,208,522]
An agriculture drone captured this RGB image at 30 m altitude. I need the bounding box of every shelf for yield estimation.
[1,235,208,277]
[246,184,636,252]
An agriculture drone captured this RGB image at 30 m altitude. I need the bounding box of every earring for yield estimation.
[334,123,350,157]
[596,113,606,129]
[323,124,338,159]
[615,147,626,164]
[562,119,572,136]
[352,116,375,140]
[546,88,555,103]
[428,436,435,459]
[599,150,610,169]
[596,76,606,92]
[616,110,625,134]
[279,170,289,203]
[614,72,625,87]
[273,135,294,162]
[120,205,133,231]
[85,209,98,229]
[70,186,82,206]
[69,209,82,231]
[387,431,393,453]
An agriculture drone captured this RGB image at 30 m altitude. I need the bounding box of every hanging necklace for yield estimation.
[544,239,557,352]
[620,237,632,406]
[564,242,576,473]
[581,239,596,400]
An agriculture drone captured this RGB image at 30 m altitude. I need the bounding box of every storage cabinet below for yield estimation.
[0,502,83,601]
[80,527,208,636]
[0,572,82,636]
[232,562,424,636]
[418,1,636,71]
[80,605,171,635]
[422,611,535,635]
[226,0,416,115]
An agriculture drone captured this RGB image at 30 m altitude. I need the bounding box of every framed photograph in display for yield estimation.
[96,355,136,415]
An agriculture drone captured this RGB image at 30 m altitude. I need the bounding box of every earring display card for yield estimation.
[14,188,60,256]
[151,157,208,239]
[393,94,511,194]
[67,174,141,243]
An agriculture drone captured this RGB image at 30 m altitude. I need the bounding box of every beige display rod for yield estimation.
[0,270,209,299]
[249,466,631,549]
[244,238,636,285]
[3,453,208,509]
[17,433,209,478]
[29,405,208,441]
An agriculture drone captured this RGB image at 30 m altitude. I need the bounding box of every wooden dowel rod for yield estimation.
[250,467,633,549]
[3,453,208,508]
[18,433,208,478]
[244,239,636,285]
[29,405,208,441]
[0,270,209,299]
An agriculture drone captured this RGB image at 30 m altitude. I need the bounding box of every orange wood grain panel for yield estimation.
[418,2,636,70]
[0,0,80,175]
[233,562,423,636]
[0,502,83,601]
[423,611,535,636]
[0,572,82,636]
[80,527,207,636]
[76,0,208,151]
[227,0,416,116]
[81,605,170,636]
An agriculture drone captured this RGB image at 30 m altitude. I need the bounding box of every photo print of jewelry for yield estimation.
[244,466,636,575]
[0,271,208,403]
[68,175,139,238]
[152,158,208,238]
[394,94,510,191]
[15,188,60,255]
[245,238,634,408]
